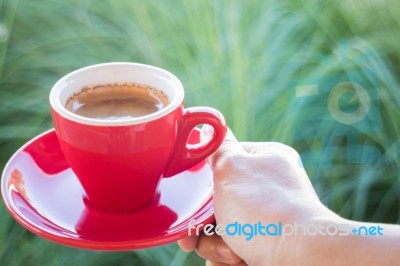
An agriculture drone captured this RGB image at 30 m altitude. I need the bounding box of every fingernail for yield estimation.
[216,244,233,262]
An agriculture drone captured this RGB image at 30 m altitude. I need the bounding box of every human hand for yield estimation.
[178,129,338,265]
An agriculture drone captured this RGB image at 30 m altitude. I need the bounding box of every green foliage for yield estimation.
[1,0,399,265]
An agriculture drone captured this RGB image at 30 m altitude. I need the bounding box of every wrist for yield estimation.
[281,203,344,264]
[253,205,342,265]
[282,203,343,263]
[297,215,346,263]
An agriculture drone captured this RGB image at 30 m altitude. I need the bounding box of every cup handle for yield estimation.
[163,106,227,177]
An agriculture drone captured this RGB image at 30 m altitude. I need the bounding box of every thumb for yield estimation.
[202,127,245,170]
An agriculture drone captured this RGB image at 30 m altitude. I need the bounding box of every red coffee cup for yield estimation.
[49,62,226,212]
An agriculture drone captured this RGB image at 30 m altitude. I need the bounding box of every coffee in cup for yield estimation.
[50,62,227,212]
[65,83,170,120]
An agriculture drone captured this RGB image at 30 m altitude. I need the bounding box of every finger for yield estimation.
[200,124,215,142]
[207,128,245,170]
[241,142,270,154]
[196,233,242,265]
[233,261,249,266]
[205,261,229,266]
[205,259,248,266]
[241,141,299,157]
[177,235,199,252]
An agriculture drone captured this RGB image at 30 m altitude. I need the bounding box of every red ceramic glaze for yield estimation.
[1,129,215,250]
[51,104,225,211]
[49,63,227,211]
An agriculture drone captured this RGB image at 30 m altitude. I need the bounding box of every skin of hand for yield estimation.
[178,129,337,265]
[178,129,400,266]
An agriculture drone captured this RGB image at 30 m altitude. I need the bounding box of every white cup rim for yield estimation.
[49,62,184,126]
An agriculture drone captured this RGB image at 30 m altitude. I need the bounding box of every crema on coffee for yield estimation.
[65,83,170,120]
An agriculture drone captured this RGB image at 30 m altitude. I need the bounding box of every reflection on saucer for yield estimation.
[76,194,178,242]
[1,129,215,250]
[23,130,69,174]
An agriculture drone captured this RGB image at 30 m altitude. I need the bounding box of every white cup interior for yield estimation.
[49,62,184,126]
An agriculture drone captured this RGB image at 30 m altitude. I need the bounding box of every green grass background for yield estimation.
[1,0,400,265]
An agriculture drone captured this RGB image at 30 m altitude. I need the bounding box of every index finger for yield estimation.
[206,128,245,170]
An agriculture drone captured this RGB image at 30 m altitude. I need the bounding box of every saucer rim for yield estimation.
[1,128,215,250]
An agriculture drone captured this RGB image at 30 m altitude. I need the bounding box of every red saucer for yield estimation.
[1,129,214,250]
